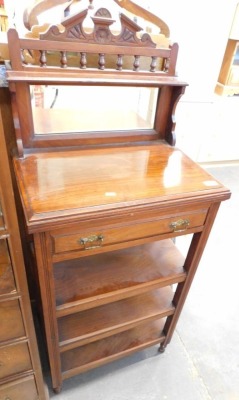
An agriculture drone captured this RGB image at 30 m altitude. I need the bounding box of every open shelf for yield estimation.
[58,287,175,351]
[54,240,185,317]
[61,319,165,380]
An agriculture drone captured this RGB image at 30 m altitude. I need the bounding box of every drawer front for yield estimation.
[0,300,25,343]
[52,209,208,255]
[0,342,32,380]
[0,240,16,296]
[0,376,38,400]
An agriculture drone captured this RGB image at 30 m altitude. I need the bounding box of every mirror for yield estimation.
[31,85,159,134]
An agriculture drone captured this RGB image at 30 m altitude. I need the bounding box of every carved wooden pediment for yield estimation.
[40,7,156,48]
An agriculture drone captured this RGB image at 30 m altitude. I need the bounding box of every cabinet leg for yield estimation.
[53,386,62,394]
[159,343,166,353]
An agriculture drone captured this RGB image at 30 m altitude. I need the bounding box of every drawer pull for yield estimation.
[169,219,190,232]
[79,234,104,250]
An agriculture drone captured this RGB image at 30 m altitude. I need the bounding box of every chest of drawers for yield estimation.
[0,89,48,399]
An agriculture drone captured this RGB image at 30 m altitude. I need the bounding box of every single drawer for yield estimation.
[0,376,39,400]
[52,209,208,255]
[0,300,25,343]
[0,342,32,380]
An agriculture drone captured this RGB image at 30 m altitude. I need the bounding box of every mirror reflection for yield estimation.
[31,85,158,134]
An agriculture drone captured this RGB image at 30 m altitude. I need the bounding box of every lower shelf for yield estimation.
[54,240,185,381]
[58,287,175,351]
[61,319,165,380]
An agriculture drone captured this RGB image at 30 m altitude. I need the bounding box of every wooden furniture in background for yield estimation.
[0,88,48,399]
[0,2,8,32]
[215,3,239,96]
[6,1,231,394]
[215,39,239,96]
[23,0,170,37]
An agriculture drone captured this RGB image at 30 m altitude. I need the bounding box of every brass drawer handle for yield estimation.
[79,234,104,250]
[169,219,190,232]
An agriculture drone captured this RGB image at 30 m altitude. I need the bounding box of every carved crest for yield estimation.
[40,7,156,48]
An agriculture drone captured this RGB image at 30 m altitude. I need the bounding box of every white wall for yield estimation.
[143,1,238,101]
[143,1,239,162]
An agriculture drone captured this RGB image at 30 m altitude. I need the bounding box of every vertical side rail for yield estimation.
[7,29,23,71]
[34,232,62,393]
[154,85,186,145]
[160,201,221,352]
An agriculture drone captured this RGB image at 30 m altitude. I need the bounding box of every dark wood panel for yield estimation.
[61,319,165,379]
[54,240,185,312]
[58,287,174,350]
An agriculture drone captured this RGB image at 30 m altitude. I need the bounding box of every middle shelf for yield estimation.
[58,287,175,351]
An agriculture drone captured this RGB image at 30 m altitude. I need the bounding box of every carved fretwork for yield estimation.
[40,7,156,48]
[116,14,155,47]
[67,23,86,40]
[40,9,88,41]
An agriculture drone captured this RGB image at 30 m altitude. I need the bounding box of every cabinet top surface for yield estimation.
[14,143,230,231]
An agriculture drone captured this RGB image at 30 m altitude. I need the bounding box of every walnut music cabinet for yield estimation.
[6,1,231,394]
